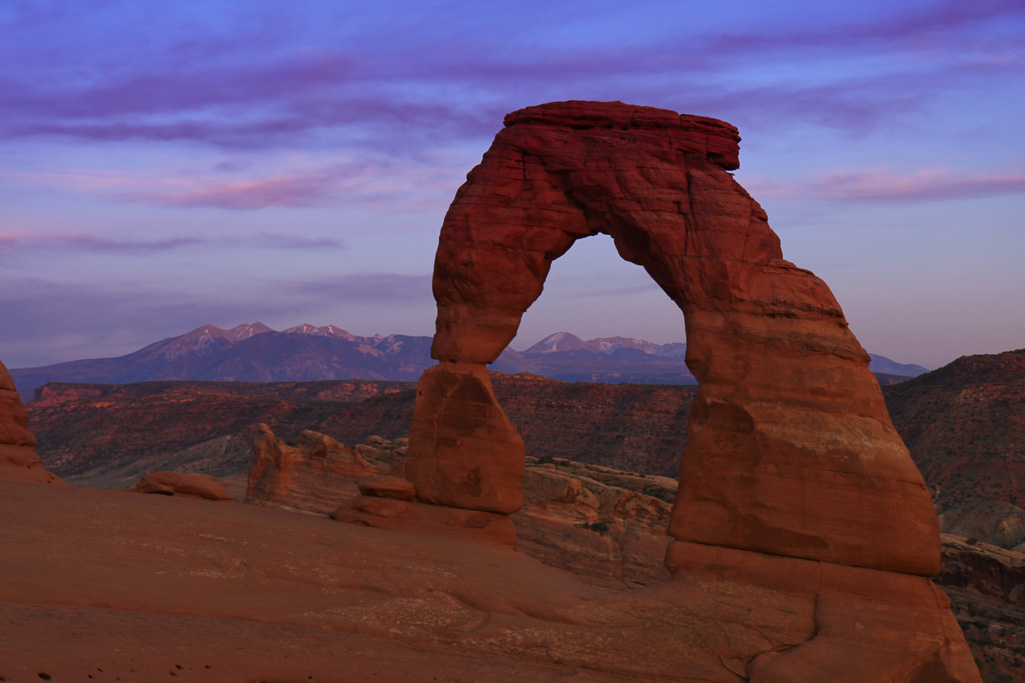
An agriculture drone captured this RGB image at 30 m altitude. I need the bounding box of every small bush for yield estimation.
[579,520,610,535]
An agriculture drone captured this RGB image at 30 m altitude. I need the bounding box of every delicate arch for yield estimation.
[406,101,939,576]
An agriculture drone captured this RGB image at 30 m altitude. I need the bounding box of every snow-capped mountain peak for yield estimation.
[524,331,587,354]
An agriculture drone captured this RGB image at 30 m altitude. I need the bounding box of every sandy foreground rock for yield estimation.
[135,470,234,500]
[1,479,978,682]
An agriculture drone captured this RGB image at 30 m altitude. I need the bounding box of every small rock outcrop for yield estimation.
[0,360,61,484]
[245,424,394,513]
[357,474,417,501]
[514,459,673,587]
[135,471,233,501]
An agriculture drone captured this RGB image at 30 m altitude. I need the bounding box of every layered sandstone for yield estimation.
[408,100,938,575]
[406,363,525,513]
[939,536,1025,680]
[0,360,61,484]
[246,424,391,513]
[135,471,233,501]
[401,100,976,679]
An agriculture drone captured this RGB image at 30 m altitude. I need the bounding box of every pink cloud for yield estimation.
[132,160,459,212]
[747,168,1025,203]
[6,157,459,212]
[0,232,342,252]
[148,173,343,210]
[709,0,1025,54]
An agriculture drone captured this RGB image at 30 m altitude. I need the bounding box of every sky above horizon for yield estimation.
[2,0,1023,370]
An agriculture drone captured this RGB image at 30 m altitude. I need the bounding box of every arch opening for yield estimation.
[507,232,688,355]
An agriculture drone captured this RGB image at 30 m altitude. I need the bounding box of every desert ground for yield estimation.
[1,479,776,682]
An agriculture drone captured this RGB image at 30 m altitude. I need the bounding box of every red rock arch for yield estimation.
[406,101,939,576]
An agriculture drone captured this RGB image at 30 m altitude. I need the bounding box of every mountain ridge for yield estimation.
[10,322,928,402]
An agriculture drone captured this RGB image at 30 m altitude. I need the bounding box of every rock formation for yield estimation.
[246,430,672,583]
[0,359,61,483]
[408,100,936,570]
[939,536,1025,680]
[514,459,674,587]
[400,100,979,679]
[246,424,390,513]
[135,471,233,501]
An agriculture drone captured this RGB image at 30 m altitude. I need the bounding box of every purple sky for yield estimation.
[2,0,1023,370]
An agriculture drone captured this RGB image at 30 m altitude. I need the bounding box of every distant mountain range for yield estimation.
[9,323,928,402]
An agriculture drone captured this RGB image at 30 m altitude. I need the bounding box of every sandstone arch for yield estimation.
[406,101,939,577]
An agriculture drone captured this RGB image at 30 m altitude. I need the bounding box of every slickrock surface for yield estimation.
[135,471,233,501]
[358,473,417,500]
[0,480,981,682]
[0,360,61,484]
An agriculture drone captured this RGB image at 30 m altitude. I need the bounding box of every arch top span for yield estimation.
[431,100,786,367]
[502,100,741,170]
[408,100,941,578]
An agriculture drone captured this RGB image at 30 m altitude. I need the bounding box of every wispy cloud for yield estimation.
[142,171,346,209]
[749,168,1025,203]
[135,161,458,211]
[0,232,344,252]
[5,157,461,212]
[5,1,1019,152]
[708,0,1025,54]
[294,273,432,304]
[253,232,344,249]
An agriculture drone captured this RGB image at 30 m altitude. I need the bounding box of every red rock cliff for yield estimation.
[0,360,61,484]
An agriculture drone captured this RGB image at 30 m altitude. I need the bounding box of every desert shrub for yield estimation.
[644,486,676,504]
[579,520,610,535]
[971,633,996,647]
